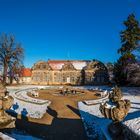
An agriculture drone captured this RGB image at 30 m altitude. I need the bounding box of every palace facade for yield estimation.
[31,60,109,85]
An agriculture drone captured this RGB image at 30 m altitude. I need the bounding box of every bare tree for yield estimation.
[0,33,24,85]
[8,60,24,84]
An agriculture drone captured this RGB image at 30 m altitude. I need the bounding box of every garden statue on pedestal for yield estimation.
[0,83,15,129]
[100,86,131,139]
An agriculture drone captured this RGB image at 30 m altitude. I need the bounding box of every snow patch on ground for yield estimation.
[122,87,140,136]
[7,86,51,118]
[78,101,112,140]
[4,130,41,140]
[0,132,15,140]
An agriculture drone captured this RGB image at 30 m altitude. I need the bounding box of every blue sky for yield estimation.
[0,0,140,67]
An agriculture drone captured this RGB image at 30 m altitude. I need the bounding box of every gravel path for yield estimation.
[26,89,98,140]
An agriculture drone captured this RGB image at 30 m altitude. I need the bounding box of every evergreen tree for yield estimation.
[118,14,140,56]
[114,14,140,85]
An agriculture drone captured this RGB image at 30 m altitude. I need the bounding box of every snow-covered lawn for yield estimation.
[7,86,51,118]
[122,87,140,136]
[78,86,140,140]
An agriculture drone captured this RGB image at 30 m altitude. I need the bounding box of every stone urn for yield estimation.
[0,83,15,129]
[100,99,131,122]
[100,86,131,122]
[99,86,131,139]
[2,96,14,110]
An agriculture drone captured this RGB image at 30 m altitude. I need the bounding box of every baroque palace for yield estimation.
[31,60,109,85]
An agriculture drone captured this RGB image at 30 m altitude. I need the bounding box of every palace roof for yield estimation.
[48,60,87,70]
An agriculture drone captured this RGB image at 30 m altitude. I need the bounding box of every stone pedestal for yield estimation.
[0,112,15,129]
[108,122,140,140]
[0,83,15,129]
[0,84,7,97]
[108,122,123,140]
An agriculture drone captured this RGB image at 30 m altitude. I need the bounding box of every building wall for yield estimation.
[31,70,82,85]
[84,70,109,85]
[19,77,31,84]
[84,70,95,85]
[31,60,109,85]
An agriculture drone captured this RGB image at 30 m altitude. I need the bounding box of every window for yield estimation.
[46,76,48,81]
[36,65,40,69]
[46,73,51,81]
[58,73,61,82]
[71,77,75,82]
[49,74,52,82]
[54,76,57,82]
[101,77,104,83]
[43,65,46,69]
[63,77,66,82]
[37,76,40,81]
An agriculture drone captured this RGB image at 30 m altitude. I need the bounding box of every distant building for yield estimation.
[19,68,32,84]
[31,60,109,85]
